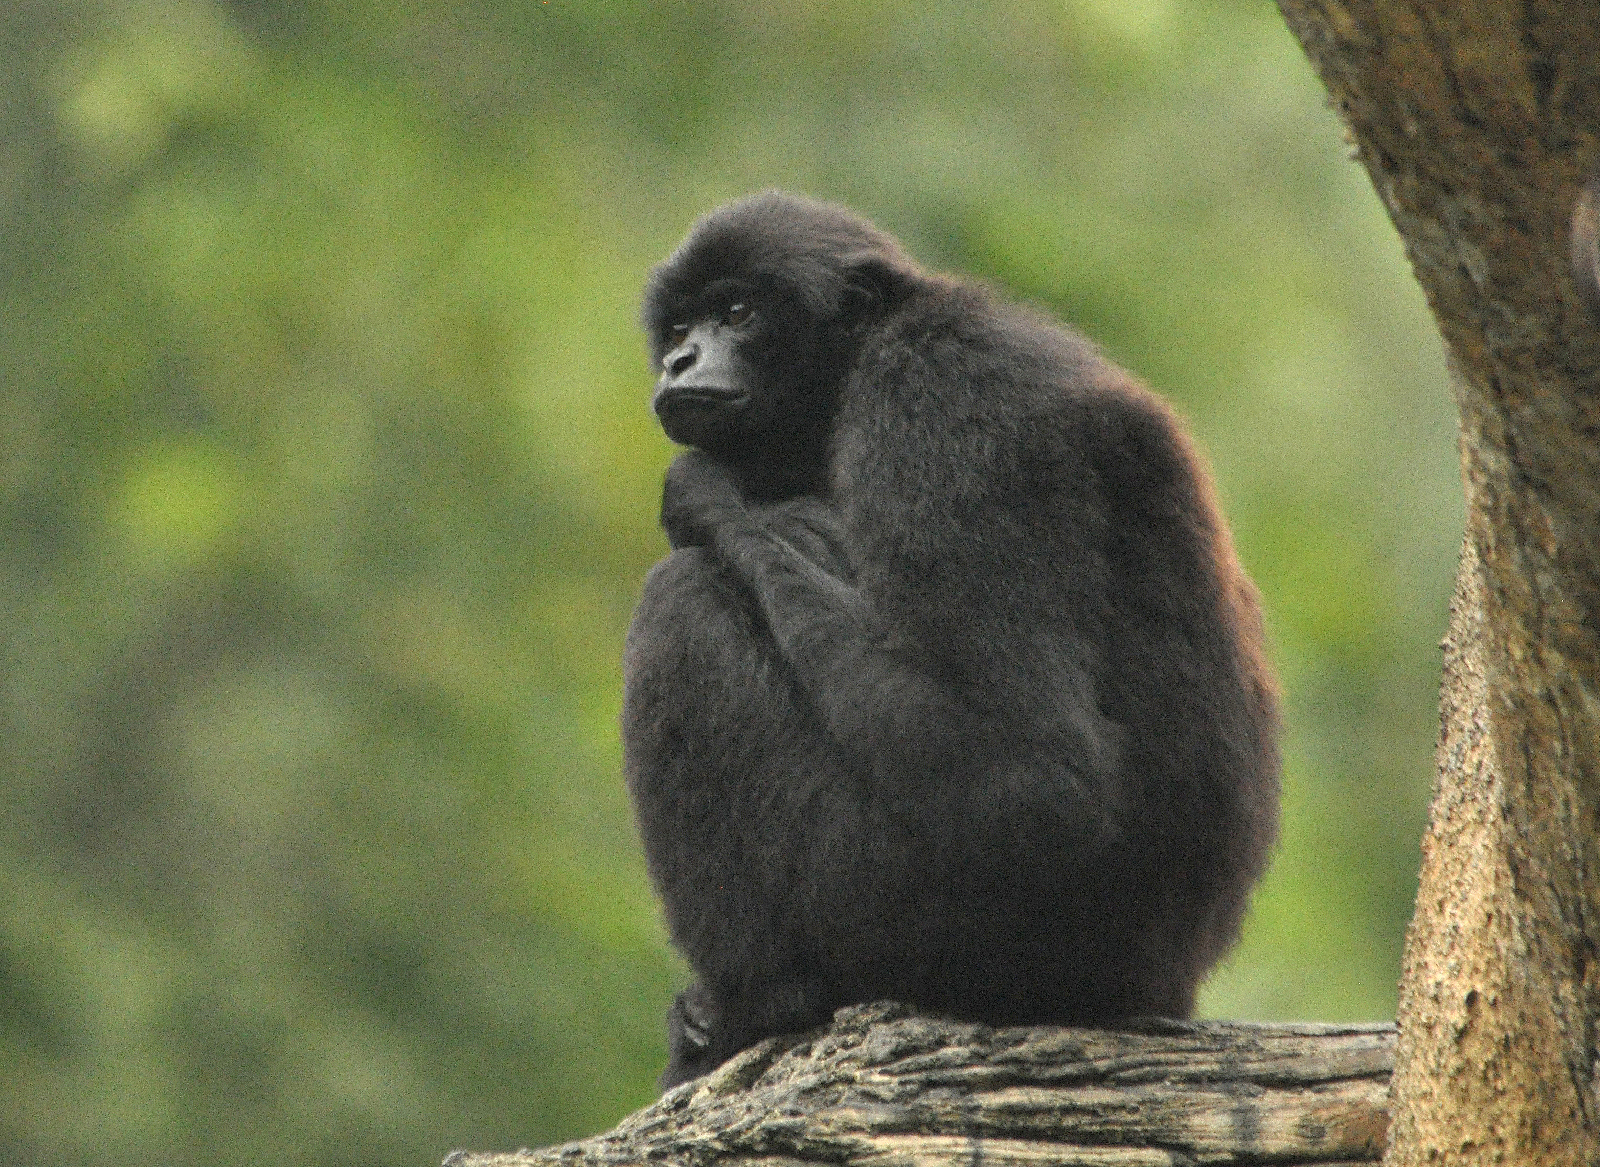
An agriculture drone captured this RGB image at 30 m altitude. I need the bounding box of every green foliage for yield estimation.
[0,1,1458,1163]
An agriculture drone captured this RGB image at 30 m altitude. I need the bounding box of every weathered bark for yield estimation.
[446,1003,1393,1167]
[1274,3,1600,1164]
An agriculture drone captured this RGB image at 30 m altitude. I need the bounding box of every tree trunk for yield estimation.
[445,1003,1393,1167]
[1274,3,1600,1163]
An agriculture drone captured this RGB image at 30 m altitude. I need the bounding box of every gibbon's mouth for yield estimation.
[651,383,749,417]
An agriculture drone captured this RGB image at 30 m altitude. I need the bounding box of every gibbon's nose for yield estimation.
[665,342,699,378]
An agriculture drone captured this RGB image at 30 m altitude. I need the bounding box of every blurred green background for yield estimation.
[0,0,1460,1164]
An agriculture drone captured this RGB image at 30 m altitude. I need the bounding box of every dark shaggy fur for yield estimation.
[625,192,1280,1089]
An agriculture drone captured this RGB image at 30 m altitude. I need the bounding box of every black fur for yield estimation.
[625,192,1280,1090]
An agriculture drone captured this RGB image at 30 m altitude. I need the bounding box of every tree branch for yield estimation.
[446,1003,1393,1167]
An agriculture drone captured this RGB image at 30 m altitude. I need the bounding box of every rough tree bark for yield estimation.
[1273,3,1600,1164]
[447,1003,1393,1167]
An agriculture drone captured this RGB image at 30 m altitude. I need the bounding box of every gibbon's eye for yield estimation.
[725,302,754,327]
[668,322,690,345]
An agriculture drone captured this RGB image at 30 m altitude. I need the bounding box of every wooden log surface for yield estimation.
[446,1003,1394,1167]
